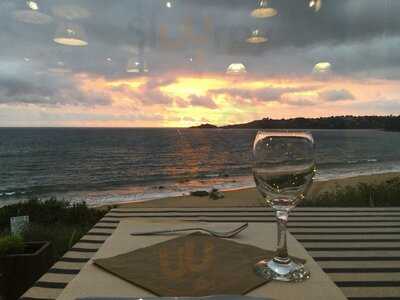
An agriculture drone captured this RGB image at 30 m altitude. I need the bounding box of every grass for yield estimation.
[302,177,400,206]
[0,198,107,260]
[0,235,24,256]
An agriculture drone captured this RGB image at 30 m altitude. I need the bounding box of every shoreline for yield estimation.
[113,171,400,208]
[2,170,400,209]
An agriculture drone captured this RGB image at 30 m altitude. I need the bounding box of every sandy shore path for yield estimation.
[116,171,400,208]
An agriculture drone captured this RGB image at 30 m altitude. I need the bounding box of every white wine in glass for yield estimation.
[252,131,316,282]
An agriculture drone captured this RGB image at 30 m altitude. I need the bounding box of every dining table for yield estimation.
[56,218,347,300]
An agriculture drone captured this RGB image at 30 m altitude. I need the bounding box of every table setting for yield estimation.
[56,131,347,300]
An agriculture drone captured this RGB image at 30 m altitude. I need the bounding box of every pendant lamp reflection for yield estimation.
[309,0,322,12]
[54,23,88,46]
[126,58,149,73]
[226,63,247,75]
[13,10,53,24]
[246,29,268,44]
[14,0,53,24]
[313,62,331,74]
[27,1,39,10]
[251,0,277,18]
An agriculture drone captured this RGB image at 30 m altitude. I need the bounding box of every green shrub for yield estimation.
[22,223,90,259]
[0,235,24,256]
[0,198,105,229]
[302,177,400,206]
[0,197,107,259]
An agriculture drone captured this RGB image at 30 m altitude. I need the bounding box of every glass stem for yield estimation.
[274,210,290,264]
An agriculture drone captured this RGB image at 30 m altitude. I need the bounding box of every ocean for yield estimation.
[1,128,400,206]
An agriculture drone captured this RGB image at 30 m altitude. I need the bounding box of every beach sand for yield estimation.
[116,171,400,208]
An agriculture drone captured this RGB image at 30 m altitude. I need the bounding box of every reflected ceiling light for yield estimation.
[251,0,277,18]
[246,29,268,44]
[52,5,91,20]
[13,10,53,24]
[226,63,247,75]
[313,62,331,74]
[23,57,31,62]
[27,1,38,11]
[54,23,88,46]
[309,0,322,12]
[166,1,173,8]
[106,57,112,62]
[126,58,149,73]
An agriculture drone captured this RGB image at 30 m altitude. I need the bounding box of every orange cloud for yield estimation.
[70,72,400,127]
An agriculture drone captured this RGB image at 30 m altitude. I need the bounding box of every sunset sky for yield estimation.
[1,0,400,127]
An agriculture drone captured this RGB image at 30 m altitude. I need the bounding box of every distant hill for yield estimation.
[189,123,218,129]
[190,116,400,130]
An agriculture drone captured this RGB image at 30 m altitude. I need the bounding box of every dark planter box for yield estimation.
[0,241,52,300]
[0,273,5,300]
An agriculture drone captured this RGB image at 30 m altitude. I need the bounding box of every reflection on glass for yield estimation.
[253,131,315,282]
[126,58,148,73]
[27,1,39,11]
[13,10,53,24]
[251,0,277,18]
[226,63,247,75]
[53,23,88,46]
[166,1,173,9]
[246,29,268,44]
[309,0,322,12]
[312,62,331,74]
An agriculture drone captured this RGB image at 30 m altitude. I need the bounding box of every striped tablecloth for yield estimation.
[21,207,400,300]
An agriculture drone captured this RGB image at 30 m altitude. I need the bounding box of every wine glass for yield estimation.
[252,130,316,282]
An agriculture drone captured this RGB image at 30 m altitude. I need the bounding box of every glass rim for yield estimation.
[256,129,312,134]
[253,130,314,149]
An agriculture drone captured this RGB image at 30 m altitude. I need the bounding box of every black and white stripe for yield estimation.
[21,206,400,300]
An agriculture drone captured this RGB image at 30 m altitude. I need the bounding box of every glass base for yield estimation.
[254,258,310,282]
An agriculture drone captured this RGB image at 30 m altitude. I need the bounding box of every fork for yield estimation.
[130,223,248,238]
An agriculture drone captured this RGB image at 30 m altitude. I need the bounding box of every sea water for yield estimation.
[1,128,400,206]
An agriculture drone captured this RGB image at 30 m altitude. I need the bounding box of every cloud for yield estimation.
[282,98,315,106]
[1,0,400,126]
[0,105,165,126]
[208,86,313,104]
[346,99,400,115]
[188,95,217,109]
[320,89,355,102]
[43,112,165,122]
[111,77,177,106]
[182,116,196,122]
[2,0,399,80]
[367,99,400,113]
[174,98,190,108]
[0,73,112,107]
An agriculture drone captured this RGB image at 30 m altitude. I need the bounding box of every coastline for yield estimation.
[113,171,400,208]
[2,170,400,209]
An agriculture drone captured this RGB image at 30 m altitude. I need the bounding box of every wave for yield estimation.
[346,158,378,164]
[0,168,251,199]
[2,158,400,201]
[317,158,380,169]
